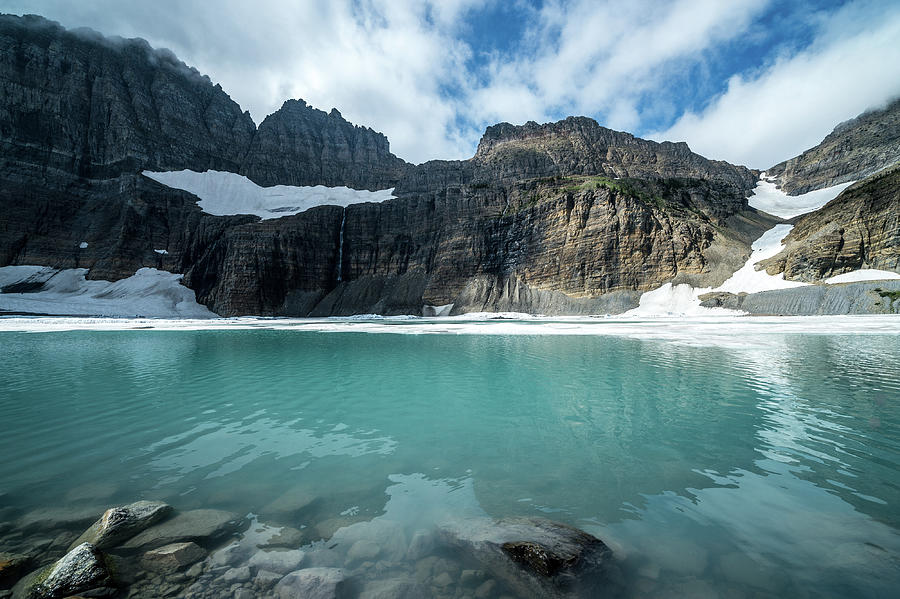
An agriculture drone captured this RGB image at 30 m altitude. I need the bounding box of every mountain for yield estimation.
[761,164,900,281]
[6,13,895,318]
[767,97,900,195]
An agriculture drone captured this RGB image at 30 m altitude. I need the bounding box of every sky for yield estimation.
[3,0,900,168]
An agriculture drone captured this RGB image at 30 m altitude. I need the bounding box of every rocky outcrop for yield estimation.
[699,280,900,315]
[70,501,172,551]
[472,118,758,190]
[761,166,900,281]
[12,543,113,599]
[768,97,900,195]
[242,100,409,190]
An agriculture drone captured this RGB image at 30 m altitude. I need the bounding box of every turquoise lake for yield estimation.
[1,322,899,597]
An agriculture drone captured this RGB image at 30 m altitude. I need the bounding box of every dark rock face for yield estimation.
[0,14,777,317]
[761,166,900,281]
[767,97,900,195]
[242,100,409,190]
[0,14,255,180]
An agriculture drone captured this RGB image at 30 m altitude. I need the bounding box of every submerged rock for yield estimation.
[274,567,346,599]
[16,507,104,534]
[0,552,32,588]
[140,542,206,574]
[440,517,619,598]
[70,501,172,550]
[12,543,112,599]
[249,549,306,575]
[121,509,244,551]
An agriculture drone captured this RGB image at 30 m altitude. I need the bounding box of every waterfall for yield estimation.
[336,207,346,282]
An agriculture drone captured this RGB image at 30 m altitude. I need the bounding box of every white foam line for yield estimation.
[1,316,898,350]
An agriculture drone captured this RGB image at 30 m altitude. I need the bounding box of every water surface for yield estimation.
[1,322,898,597]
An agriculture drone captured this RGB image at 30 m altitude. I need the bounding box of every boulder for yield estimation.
[439,517,619,598]
[70,501,172,550]
[359,578,424,599]
[121,510,244,551]
[140,542,206,574]
[274,568,346,599]
[12,543,112,599]
[16,507,104,534]
[248,549,306,575]
[0,553,33,588]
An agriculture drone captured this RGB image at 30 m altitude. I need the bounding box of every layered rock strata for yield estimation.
[1,14,778,316]
[768,97,900,195]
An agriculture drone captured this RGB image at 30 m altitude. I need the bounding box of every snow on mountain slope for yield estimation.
[747,176,854,219]
[143,170,396,220]
[0,267,216,318]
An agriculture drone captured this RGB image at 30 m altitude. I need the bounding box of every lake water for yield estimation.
[1,317,899,597]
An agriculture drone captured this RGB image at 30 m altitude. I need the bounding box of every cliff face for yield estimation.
[241,100,410,190]
[761,166,900,281]
[0,14,256,180]
[471,118,759,190]
[0,14,777,317]
[767,97,900,195]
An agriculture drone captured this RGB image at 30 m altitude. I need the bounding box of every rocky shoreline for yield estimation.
[0,494,623,599]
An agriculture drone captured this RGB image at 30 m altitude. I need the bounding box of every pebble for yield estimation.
[223,565,252,584]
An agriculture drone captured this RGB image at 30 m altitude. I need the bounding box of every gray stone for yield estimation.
[141,542,206,574]
[222,566,251,584]
[261,487,318,522]
[474,579,496,599]
[123,510,244,551]
[274,567,346,599]
[261,526,306,549]
[11,543,111,599]
[460,569,485,586]
[254,569,283,590]
[405,529,434,560]
[71,501,172,550]
[440,517,619,599]
[0,553,32,588]
[346,540,380,564]
[359,578,424,599]
[16,507,104,533]
[433,571,454,587]
[248,549,305,575]
[233,588,255,599]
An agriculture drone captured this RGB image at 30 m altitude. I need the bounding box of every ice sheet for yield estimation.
[748,175,854,219]
[143,169,395,220]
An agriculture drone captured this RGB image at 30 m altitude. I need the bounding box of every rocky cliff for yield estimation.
[0,14,779,317]
[767,97,900,195]
[761,165,900,281]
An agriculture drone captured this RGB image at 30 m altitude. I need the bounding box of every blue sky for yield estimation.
[4,0,900,168]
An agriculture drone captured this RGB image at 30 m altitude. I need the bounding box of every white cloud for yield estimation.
[650,3,900,168]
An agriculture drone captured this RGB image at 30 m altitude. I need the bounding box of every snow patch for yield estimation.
[0,266,215,318]
[626,224,807,316]
[825,269,900,284]
[79,242,88,249]
[154,249,169,255]
[715,224,809,294]
[748,175,854,219]
[143,169,395,220]
[422,303,454,317]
